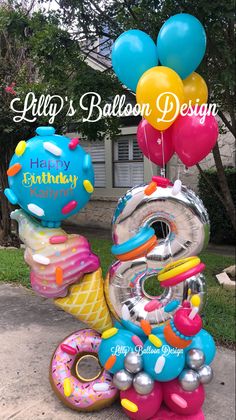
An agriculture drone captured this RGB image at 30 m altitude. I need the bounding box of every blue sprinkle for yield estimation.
[164,300,180,313]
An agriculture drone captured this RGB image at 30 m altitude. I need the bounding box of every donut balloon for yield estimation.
[50,329,118,412]
[5,126,94,227]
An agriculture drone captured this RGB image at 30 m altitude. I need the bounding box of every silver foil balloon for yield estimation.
[112,183,210,267]
[186,349,205,370]
[105,259,206,328]
[124,352,143,374]
[105,181,209,329]
[113,369,133,391]
[178,369,200,391]
[197,365,214,384]
[133,372,154,395]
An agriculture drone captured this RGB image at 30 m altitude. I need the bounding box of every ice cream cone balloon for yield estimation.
[54,269,113,333]
[11,209,100,298]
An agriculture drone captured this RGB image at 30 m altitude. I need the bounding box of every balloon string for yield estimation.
[144,123,154,178]
[160,131,165,178]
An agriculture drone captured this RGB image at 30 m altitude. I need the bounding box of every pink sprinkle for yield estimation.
[62,201,77,215]
[60,344,77,355]
[171,394,188,408]
[144,300,162,312]
[69,137,79,150]
[50,235,67,244]
[132,335,144,348]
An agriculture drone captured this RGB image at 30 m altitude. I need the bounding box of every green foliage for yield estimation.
[198,168,236,244]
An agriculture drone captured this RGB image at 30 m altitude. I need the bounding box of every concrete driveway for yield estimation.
[0,283,235,420]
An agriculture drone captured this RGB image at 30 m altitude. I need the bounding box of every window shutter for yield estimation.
[83,142,106,187]
[113,137,144,187]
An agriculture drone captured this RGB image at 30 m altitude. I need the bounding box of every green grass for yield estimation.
[0,240,235,345]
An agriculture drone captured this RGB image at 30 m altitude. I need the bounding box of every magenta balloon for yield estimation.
[137,119,174,166]
[172,109,219,167]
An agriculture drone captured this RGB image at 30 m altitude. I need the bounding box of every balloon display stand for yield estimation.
[4,12,219,420]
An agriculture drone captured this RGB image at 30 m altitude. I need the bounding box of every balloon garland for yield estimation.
[5,13,219,419]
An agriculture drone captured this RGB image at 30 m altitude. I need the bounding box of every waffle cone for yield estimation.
[54,269,112,333]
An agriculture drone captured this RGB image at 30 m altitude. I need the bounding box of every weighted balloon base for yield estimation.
[152,405,204,419]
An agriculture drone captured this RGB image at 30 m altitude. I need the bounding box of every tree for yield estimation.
[0,2,121,245]
[56,0,236,230]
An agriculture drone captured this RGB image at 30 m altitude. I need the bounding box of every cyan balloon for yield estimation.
[112,29,158,92]
[186,329,216,365]
[157,13,206,79]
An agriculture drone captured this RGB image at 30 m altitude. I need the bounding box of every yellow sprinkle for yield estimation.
[15,140,27,156]
[121,399,138,413]
[63,378,72,397]
[83,179,94,193]
[39,231,45,236]
[101,327,118,339]
[72,248,77,253]
[149,334,162,348]
[191,295,201,307]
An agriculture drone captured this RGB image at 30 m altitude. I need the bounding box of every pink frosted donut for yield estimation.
[50,329,118,411]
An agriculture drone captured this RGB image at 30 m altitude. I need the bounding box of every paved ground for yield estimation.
[0,284,235,420]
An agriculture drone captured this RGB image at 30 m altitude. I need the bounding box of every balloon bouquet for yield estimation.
[5,13,218,420]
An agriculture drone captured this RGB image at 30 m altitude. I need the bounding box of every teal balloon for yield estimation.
[186,329,216,365]
[157,13,206,79]
[112,29,158,92]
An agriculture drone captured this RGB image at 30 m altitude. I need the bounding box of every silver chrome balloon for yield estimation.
[113,369,133,391]
[105,260,206,328]
[124,352,143,374]
[133,371,154,395]
[197,365,214,384]
[178,369,200,391]
[112,183,210,268]
[186,349,205,370]
[106,182,209,329]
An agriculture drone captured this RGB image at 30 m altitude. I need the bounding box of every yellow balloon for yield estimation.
[136,66,185,131]
[183,72,208,105]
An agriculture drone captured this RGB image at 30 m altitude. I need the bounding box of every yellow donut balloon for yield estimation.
[136,66,185,131]
[183,72,208,105]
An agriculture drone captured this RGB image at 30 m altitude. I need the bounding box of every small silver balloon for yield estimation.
[179,369,200,391]
[133,371,154,395]
[112,369,133,391]
[186,348,205,370]
[197,365,213,384]
[124,352,143,374]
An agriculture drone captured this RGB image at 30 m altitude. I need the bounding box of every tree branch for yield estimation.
[218,110,236,137]
[196,163,225,206]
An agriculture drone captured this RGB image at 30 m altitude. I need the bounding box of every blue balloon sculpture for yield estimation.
[112,29,158,92]
[5,126,94,227]
[157,13,206,79]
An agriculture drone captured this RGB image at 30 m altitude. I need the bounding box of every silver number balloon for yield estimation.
[105,182,208,329]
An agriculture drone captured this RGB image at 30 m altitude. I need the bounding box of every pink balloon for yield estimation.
[137,119,174,166]
[152,404,205,420]
[120,382,163,419]
[162,379,205,416]
[172,107,218,167]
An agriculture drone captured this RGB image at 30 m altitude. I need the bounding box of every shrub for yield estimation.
[198,168,236,244]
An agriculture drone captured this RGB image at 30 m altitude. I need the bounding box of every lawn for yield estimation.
[0,239,235,346]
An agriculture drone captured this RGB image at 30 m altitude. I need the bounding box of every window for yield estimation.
[113,137,144,187]
[83,142,106,187]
